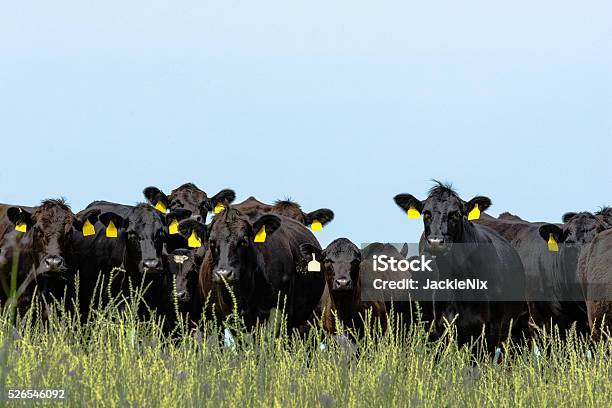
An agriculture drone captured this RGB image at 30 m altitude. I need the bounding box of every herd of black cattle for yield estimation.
[0,182,610,349]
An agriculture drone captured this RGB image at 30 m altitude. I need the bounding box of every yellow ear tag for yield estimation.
[106,220,118,238]
[82,219,96,236]
[547,234,559,252]
[169,219,179,235]
[407,206,421,219]
[214,203,225,214]
[311,220,323,232]
[188,230,202,248]
[15,222,27,233]
[254,226,266,243]
[155,201,167,214]
[468,203,481,221]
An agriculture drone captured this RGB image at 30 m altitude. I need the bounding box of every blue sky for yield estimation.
[1,1,610,245]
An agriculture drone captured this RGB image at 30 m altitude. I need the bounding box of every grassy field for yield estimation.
[0,280,610,407]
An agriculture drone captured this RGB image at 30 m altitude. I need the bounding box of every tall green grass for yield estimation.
[0,275,609,407]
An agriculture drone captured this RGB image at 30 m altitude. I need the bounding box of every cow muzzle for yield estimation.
[142,258,163,273]
[213,268,236,283]
[427,237,449,253]
[43,255,65,272]
[332,278,353,291]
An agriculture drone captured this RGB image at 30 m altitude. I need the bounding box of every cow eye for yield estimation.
[240,240,248,247]
[423,212,432,220]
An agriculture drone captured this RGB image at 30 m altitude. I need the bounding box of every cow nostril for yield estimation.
[428,237,444,245]
[176,291,187,300]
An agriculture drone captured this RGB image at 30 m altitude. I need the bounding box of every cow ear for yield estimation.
[400,243,409,258]
[178,219,208,239]
[463,196,492,219]
[299,243,322,260]
[252,214,281,241]
[562,212,577,223]
[304,209,334,229]
[207,189,236,214]
[143,186,169,209]
[178,219,208,248]
[394,194,423,215]
[539,224,566,243]
[99,212,127,229]
[166,209,192,235]
[73,208,101,230]
[7,207,33,228]
[596,207,612,228]
[167,209,192,223]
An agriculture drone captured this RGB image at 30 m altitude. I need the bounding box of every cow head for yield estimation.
[394,181,491,254]
[539,211,607,248]
[99,204,167,275]
[6,200,100,276]
[166,248,201,305]
[272,200,334,230]
[143,184,236,222]
[207,208,281,285]
[300,238,360,292]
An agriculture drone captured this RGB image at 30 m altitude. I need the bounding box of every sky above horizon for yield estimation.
[1,1,610,245]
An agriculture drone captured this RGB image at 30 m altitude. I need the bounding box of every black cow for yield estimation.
[529,211,609,334]
[72,201,173,319]
[200,207,325,330]
[476,210,610,335]
[0,200,98,314]
[475,214,562,331]
[163,219,208,326]
[576,229,612,339]
[394,182,528,350]
[300,239,387,337]
[143,183,236,222]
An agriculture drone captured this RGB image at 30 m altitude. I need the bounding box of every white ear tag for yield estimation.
[307,254,320,272]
